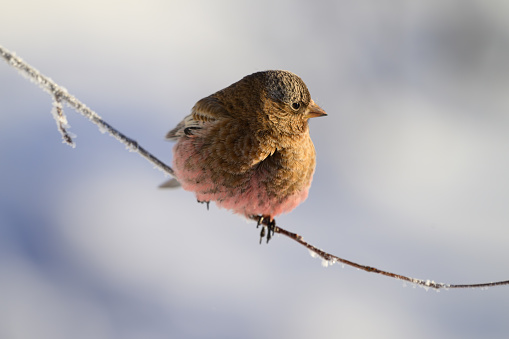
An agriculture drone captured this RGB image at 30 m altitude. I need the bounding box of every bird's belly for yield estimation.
[172,139,311,218]
[213,170,311,218]
[189,171,310,218]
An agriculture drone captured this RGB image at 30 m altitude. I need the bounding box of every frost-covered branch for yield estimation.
[2,44,508,291]
[0,45,175,178]
[51,93,74,147]
[271,221,509,291]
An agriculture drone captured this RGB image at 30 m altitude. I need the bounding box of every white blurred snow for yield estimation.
[1,1,509,338]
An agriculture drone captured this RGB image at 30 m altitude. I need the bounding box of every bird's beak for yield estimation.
[305,99,327,119]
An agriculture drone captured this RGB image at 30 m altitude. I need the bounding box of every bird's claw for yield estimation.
[253,215,276,244]
[197,199,210,210]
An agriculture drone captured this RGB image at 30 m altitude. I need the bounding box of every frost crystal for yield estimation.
[98,124,108,134]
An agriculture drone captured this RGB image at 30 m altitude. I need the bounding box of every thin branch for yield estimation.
[274,224,509,290]
[1,44,508,291]
[0,45,175,178]
[51,93,75,147]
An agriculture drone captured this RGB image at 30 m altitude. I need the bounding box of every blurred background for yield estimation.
[1,1,509,338]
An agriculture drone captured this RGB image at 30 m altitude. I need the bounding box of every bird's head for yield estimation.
[257,70,327,135]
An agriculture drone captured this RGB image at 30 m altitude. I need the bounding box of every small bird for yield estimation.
[164,70,326,241]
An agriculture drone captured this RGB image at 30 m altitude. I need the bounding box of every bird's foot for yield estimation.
[252,215,276,244]
[197,199,210,210]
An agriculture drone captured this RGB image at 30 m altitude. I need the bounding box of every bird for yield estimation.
[163,70,326,242]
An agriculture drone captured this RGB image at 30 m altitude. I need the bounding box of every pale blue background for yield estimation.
[1,1,509,338]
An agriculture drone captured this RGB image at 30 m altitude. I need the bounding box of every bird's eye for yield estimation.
[291,102,301,110]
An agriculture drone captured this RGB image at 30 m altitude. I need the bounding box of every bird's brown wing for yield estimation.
[191,95,231,121]
[165,95,230,140]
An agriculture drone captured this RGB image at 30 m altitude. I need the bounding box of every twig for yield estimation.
[0,45,175,178]
[1,44,508,290]
[51,93,75,147]
[274,224,509,290]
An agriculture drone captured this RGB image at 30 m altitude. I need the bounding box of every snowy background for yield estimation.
[1,1,509,338]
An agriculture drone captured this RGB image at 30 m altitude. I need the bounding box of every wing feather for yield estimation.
[165,95,230,140]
